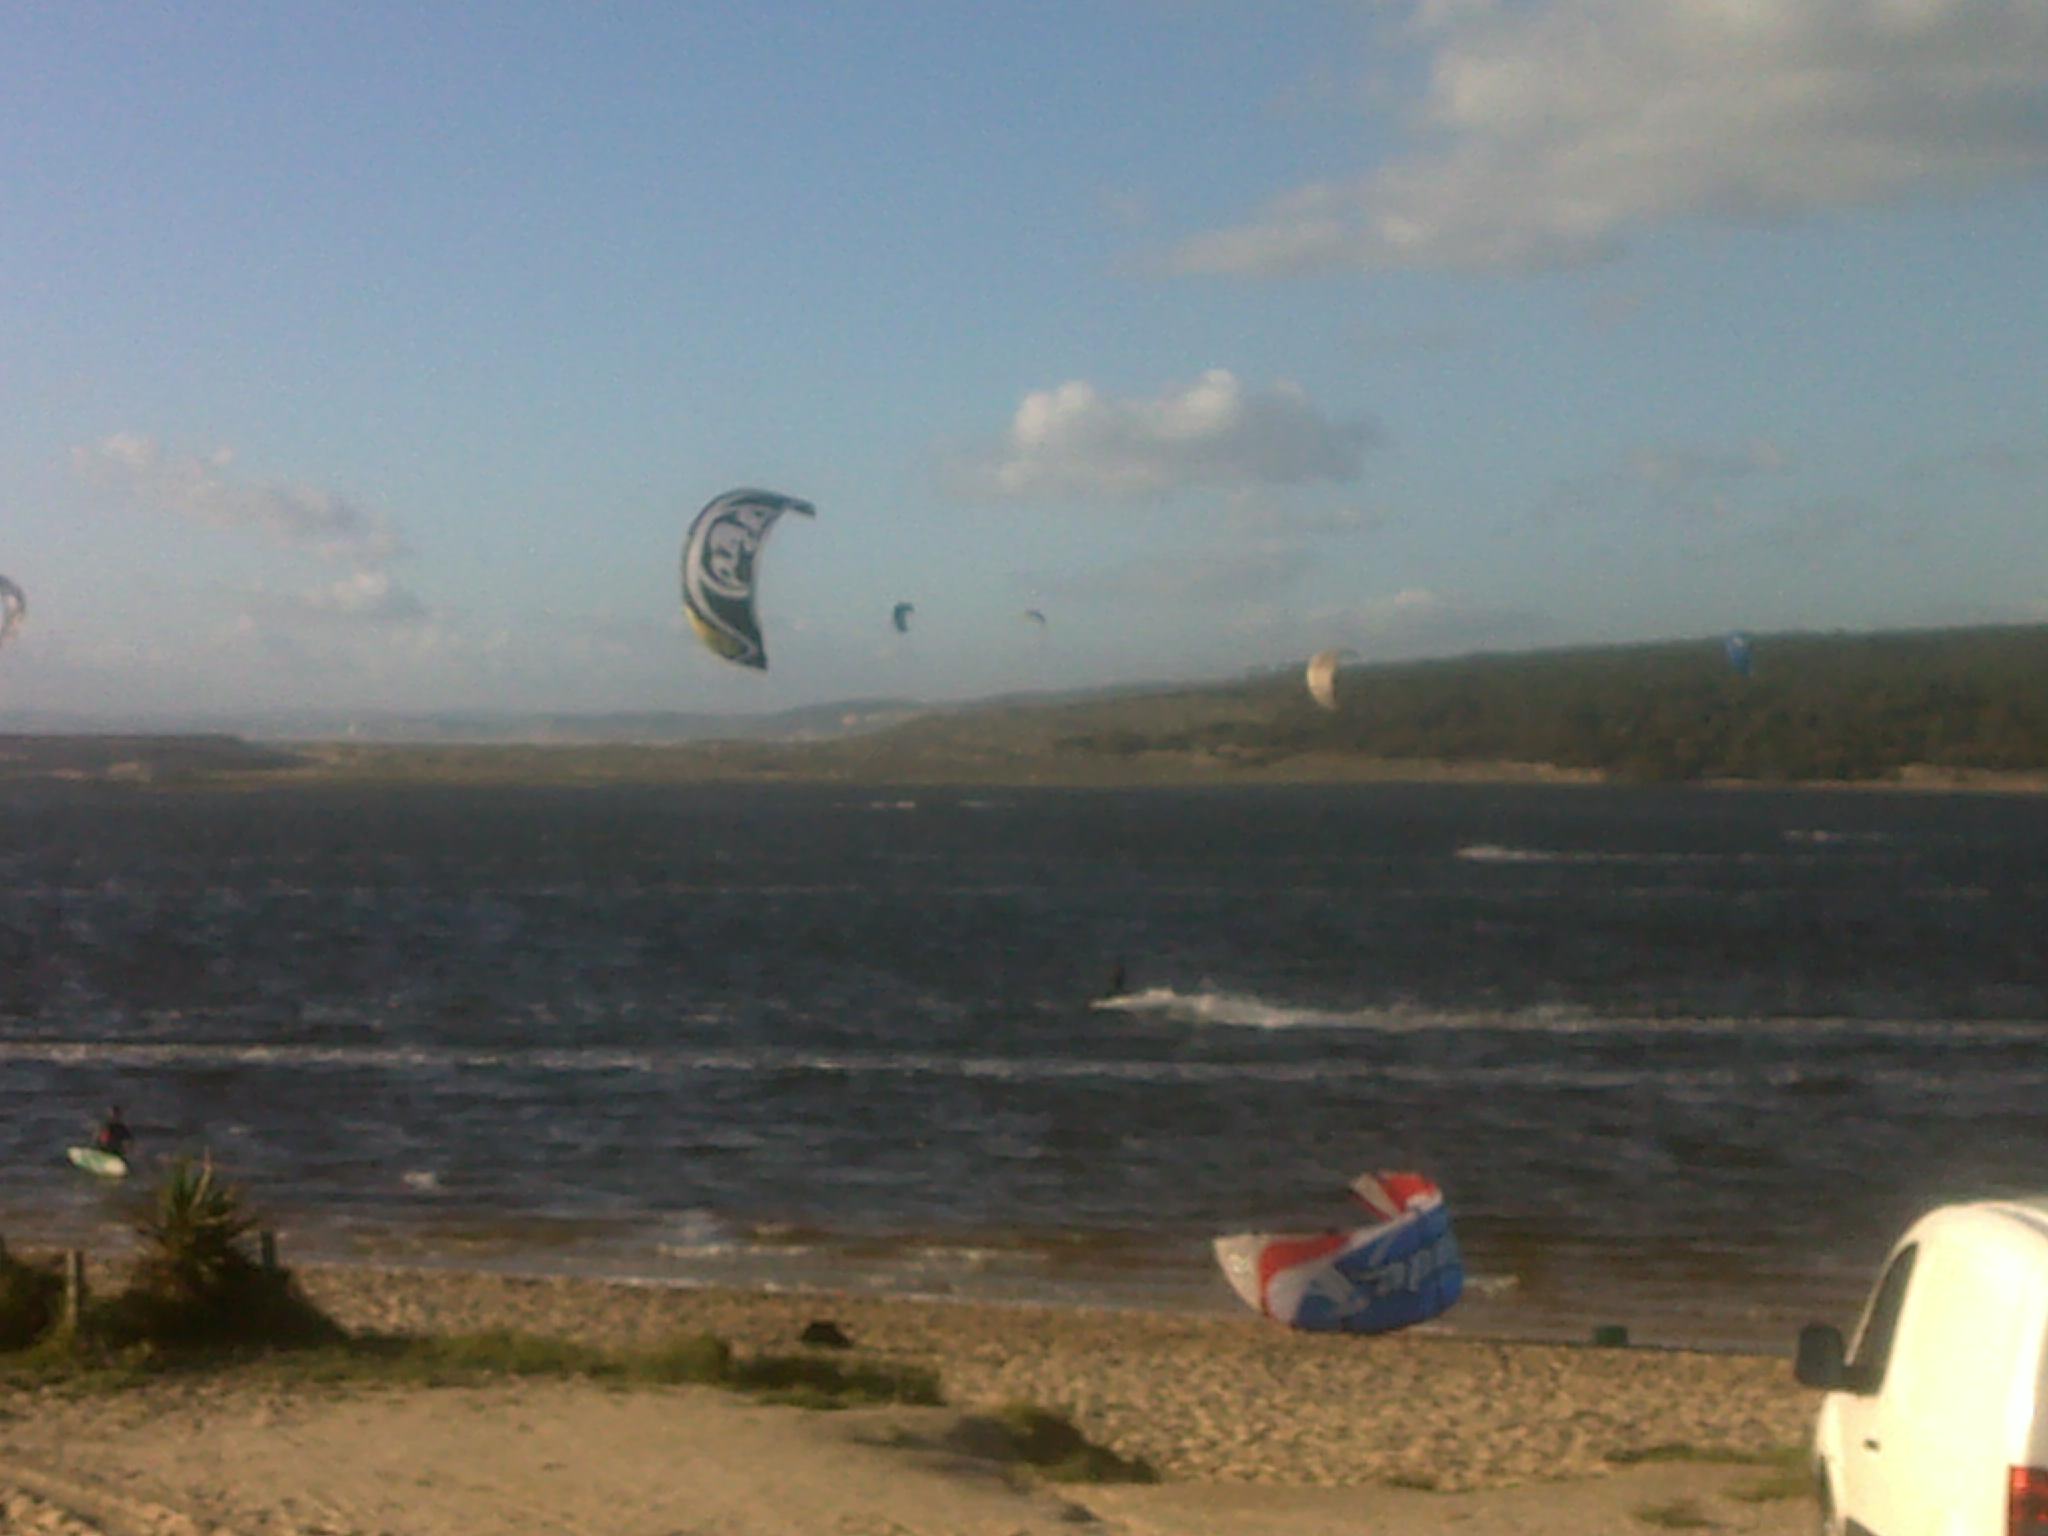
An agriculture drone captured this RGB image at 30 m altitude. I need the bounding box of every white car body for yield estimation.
[1807,1198,2048,1536]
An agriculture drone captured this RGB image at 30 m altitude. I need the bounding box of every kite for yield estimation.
[0,576,24,651]
[892,603,915,634]
[679,488,814,670]
[1213,1171,1463,1335]
[1023,609,1047,629]
[1305,648,1353,711]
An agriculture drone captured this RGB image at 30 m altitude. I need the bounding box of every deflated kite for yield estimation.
[680,489,815,670]
[1213,1171,1463,1335]
[0,576,24,651]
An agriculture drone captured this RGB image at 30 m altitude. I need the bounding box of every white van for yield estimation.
[1798,1198,2048,1536]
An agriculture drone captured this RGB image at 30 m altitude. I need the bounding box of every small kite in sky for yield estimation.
[0,576,25,652]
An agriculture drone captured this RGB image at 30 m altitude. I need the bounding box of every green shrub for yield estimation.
[97,1158,342,1351]
[729,1351,942,1407]
[1633,1498,1714,1528]
[390,1330,607,1378]
[977,1403,1158,1484]
[626,1331,733,1385]
[0,1250,63,1350]
[133,1157,256,1303]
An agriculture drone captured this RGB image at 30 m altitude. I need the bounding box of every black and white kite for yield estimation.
[679,488,814,670]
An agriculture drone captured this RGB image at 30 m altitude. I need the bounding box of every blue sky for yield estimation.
[4,1,2046,721]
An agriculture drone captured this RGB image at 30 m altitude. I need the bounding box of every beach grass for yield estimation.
[5,1164,942,1414]
[1381,1469,1440,1490]
[1633,1496,1716,1528]
[1726,1446,1815,1503]
[953,1403,1159,1485]
[726,1349,943,1407]
[3,1319,943,1415]
[1608,1441,1798,1468]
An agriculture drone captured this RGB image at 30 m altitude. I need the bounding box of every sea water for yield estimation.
[3,780,2044,1349]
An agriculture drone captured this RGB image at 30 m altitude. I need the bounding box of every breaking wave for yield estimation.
[1086,987,2044,1042]
[1091,986,1361,1029]
[1455,843,1725,866]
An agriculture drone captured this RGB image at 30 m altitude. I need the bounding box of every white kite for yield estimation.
[1305,648,1354,711]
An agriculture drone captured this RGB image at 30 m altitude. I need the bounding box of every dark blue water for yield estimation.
[4,781,2045,1347]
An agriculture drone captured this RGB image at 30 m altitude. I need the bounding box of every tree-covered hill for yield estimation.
[5,626,2042,788]
[1056,625,2048,783]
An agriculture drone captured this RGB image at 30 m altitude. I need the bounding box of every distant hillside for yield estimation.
[284,698,927,745]
[0,699,926,745]
[1044,624,2048,784]
[6,626,2044,790]
[0,734,304,784]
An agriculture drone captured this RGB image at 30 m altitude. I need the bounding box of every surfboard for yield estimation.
[67,1146,129,1178]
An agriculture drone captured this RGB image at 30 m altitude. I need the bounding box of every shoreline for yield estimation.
[6,733,2047,794]
[4,1208,1863,1360]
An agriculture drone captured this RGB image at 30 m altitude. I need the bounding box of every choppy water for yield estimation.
[4,779,2045,1349]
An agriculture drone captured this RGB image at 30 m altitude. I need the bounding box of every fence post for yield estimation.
[63,1249,86,1330]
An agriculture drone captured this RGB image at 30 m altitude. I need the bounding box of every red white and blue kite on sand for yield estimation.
[1213,1172,1463,1334]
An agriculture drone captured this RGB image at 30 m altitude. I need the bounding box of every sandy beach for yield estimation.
[2,1263,1822,1535]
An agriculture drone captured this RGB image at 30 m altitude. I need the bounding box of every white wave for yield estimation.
[1092,986,1367,1030]
[650,1208,753,1259]
[1784,829,1894,847]
[1455,843,1556,864]
[1455,843,1724,866]
[1462,1272,1521,1298]
[5,1011,2040,1089]
[400,1169,442,1193]
[907,1245,1019,1271]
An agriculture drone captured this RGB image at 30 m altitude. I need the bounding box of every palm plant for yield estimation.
[132,1156,259,1305]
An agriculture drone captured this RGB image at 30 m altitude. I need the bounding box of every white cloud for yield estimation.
[960,370,1374,500]
[298,569,430,624]
[1172,0,2048,275]
[1130,541,1317,604]
[1225,496,1391,537]
[1542,435,1791,522]
[1096,187,1154,229]
[72,434,403,566]
[1627,439,1788,490]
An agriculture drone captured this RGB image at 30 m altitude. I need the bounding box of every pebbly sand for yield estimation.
[1,1262,1824,1536]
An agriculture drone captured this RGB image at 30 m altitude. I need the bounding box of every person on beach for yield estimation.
[95,1105,134,1161]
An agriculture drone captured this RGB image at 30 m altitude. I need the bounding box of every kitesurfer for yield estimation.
[95,1105,134,1161]
[1104,962,1127,999]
